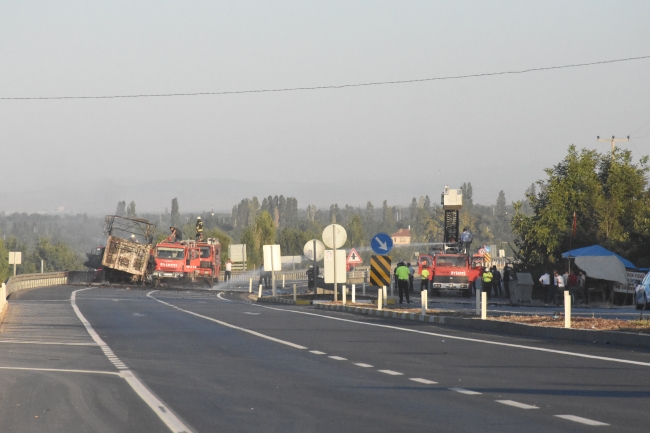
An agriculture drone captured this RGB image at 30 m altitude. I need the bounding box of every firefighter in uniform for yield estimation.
[195,217,204,241]
[420,267,430,294]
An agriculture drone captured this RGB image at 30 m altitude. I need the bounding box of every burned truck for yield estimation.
[102,215,156,283]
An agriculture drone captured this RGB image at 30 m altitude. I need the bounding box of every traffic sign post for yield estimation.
[371,233,393,255]
[346,248,363,265]
[370,255,391,287]
[263,245,282,296]
[322,224,347,301]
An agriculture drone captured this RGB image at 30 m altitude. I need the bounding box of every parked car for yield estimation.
[635,271,650,310]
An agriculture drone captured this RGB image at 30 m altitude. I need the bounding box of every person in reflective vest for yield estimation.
[420,268,430,294]
[482,267,493,300]
[395,262,411,305]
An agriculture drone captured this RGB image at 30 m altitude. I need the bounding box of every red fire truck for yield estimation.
[418,246,481,297]
[151,238,221,286]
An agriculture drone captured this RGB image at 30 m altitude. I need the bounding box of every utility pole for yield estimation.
[597,135,629,155]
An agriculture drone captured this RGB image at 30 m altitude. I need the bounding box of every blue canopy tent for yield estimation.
[561,245,633,285]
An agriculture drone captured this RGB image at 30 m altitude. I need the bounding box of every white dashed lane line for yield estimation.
[449,388,482,395]
[378,370,403,376]
[328,356,347,361]
[410,378,438,385]
[496,400,538,410]
[309,350,326,355]
[354,363,374,368]
[555,415,609,426]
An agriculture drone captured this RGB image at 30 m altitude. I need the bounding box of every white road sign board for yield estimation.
[263,245,282,272]
[324,250,346,284]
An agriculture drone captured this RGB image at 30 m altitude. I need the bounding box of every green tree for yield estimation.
[127,201,137,218]
[512,146,650,268]
[0,234,9,281]
[241,211,276,267]
[115,201,126,216]
[347,214,365,247]
[203,227,232,264]
[171,198,180,228]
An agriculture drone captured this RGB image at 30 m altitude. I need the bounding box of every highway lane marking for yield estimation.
[0,340,98,346]
[496,400,538,409]
[243,312,261,315]
[0,366,122,376]
[328,356,347,361]
[310,350,326,355]
[251,304,650,367]
[72,288,194,433]
[449,388,482,395]
[378,370,403,376]
[410,378,438,385]
[354,363,374,368]
[147,291,307,350]
[555,415,609,426]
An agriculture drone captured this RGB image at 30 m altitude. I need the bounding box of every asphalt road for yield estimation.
[1,285,649,432]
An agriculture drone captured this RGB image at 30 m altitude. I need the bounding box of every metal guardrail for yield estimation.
[228,270,308,283]
[6,272,69,297]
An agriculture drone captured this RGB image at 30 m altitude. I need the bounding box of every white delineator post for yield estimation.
[293,283,297,302]
[383,285,388,303]
[249,278,253,293]
[565,291,571,328]
[421,290,428,315]
[351,284,356,303]
[282,274,285,288]
[378,287,384,310]
[342,285,347,305]
[362,281,366,296]
[258,284,263,298]
[481,292,487,320]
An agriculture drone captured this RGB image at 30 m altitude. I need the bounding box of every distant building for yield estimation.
[391,228,411,245]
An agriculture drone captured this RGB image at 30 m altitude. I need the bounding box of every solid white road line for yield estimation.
[378,370,403,376]
[0,340,97,346]
[496,400,539,409]
[148,291,307,350]
[0,366,121,375]
[309,351,326,355]
[243,312,260,315]
[449,388,482,395]
[354,363,374,368]
[554,415,609,426]
[252,303,650,368]
[72,288,193,433]
[328,356,347,361]
[410,378,438,385]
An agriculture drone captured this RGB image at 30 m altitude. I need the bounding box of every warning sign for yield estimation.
[346,248,363,264]
[370,255,391,287]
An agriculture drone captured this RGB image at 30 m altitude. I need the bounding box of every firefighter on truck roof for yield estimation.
[195,217,204,241]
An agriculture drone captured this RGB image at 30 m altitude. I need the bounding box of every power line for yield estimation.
[2,54,649,101]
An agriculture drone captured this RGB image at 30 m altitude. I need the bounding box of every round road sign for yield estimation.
[322,224,347,249]
[303,239,326,261]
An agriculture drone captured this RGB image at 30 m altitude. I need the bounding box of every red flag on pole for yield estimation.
[572,211,577,236]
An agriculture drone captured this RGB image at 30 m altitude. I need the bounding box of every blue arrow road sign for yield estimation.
[371,232,393,255]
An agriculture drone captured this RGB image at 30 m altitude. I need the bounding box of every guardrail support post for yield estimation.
[293,283,297,302]
[564,290,571,328]
[481,292,487,320]
[362,281,366,296]
[249,278,252,293]
[421,290,428,315]
[351,284,356,303]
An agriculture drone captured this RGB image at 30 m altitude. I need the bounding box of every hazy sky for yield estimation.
[1,1,649,212]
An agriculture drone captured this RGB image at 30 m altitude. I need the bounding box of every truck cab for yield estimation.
[418,251,480,297]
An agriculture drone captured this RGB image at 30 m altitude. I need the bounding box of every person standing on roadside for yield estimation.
[554,270,565,306]
[420,267,430,294]
[541,270,553,306]
[482,267,493,300]
[567,270,579,307]
[491,266,502,298]
[579,270,588,305]
[225,259,232,282]
[407,262,415,294]
[395,261,410,304]
[503,265,511,299]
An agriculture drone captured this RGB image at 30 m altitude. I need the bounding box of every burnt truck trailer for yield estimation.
[102,215,156,283]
